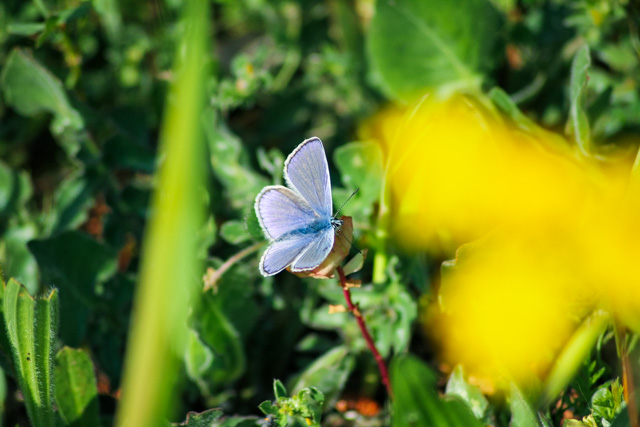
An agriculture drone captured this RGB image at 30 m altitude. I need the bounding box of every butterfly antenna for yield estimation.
[333,187,359,219]
[335,226,362,255]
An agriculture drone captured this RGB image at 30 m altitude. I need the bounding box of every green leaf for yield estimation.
[367,0,501,100]
[0,49,84,156]
[7,22,46,36]
[290,346,354,408]
[171,409,223,426]
[609,408,630,427]
[1,222,39,295]
[445,365,488,420]
[391,354,482,427]
[542,309,611,405]
[47,171,103,234]
[258,401,277,416]
[246,206,263,241]
[566,45,592,155]
[54,347,100,427]
[510,382,539,427]
[28,231,118,345]
[184,328,214,382]
[220,220,250,245]
[202,108,268,210]
[333,141,383,227]
[0,160,33,232]
[3,279,58,427]
[191,301,245,386]
[274,379,288,400]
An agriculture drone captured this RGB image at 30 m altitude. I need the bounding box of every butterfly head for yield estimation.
[331,218,343,230]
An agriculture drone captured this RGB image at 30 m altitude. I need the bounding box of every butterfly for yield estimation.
[255,137,343,276]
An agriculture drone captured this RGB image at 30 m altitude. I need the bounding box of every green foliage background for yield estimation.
[0,0,639,426]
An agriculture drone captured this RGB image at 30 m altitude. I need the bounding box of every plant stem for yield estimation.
[203,241,264,292]
[336,266,393,398]
[614,321,639,427]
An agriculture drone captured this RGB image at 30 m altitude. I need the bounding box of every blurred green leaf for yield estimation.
[445,365,488,420]
[510,383,539,427]
[102,136,155,173]
[367,0,501,100]
[3,279,58,427]
[54,347,100,427]
[0,161,33,231]
[191,301,245,386]
[28,231,117,345]
[184,328,213,382]
[171,409,223,426]
[591,379,625,425]
[391,354,482,427]
[290,346,354,409]
[0,49,84,156]
[566,45,592,155]
[220,220,250,245]
[47,170,103,234]
[246,207,263,241]
[202,108,268,210]
[1,222,39,293]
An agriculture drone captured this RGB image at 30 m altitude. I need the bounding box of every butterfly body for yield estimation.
[255,137,340,276]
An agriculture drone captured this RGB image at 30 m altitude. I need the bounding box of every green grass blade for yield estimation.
[115,0,210,425]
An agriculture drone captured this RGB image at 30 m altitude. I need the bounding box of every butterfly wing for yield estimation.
[290,227,334,272]
[284,137,333,218]
[260,233,318,276]
[255,186,317,240]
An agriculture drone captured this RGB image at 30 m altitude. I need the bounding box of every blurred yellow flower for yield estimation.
[363,93,640,393]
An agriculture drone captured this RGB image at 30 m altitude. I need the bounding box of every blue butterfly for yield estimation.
[255,137,343,276]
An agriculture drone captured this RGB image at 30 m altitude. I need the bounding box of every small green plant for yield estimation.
[258,380,324,427]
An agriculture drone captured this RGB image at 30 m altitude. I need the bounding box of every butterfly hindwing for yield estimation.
[290,227,335,272]
[259,233,318,276]
[284,137,333,218]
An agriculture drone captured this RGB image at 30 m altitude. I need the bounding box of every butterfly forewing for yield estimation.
[255,186,317,240]
[284,137,333,218]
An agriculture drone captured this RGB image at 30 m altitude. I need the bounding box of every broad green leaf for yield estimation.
[3,279,58,427]
[510,383,538,427]
[28,231,118,345]
[367,0,501,101]
[192,301,245,385]
[391,354,482,427]
[445,365,488,420]
[290,346,354,408]
[0,49,84,156]
[54,347,100,427]
[184,328,214,386]
[220,220,250,245]
[566,45,592,155]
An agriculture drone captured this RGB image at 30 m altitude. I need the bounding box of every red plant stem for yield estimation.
[337,266,393,399]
